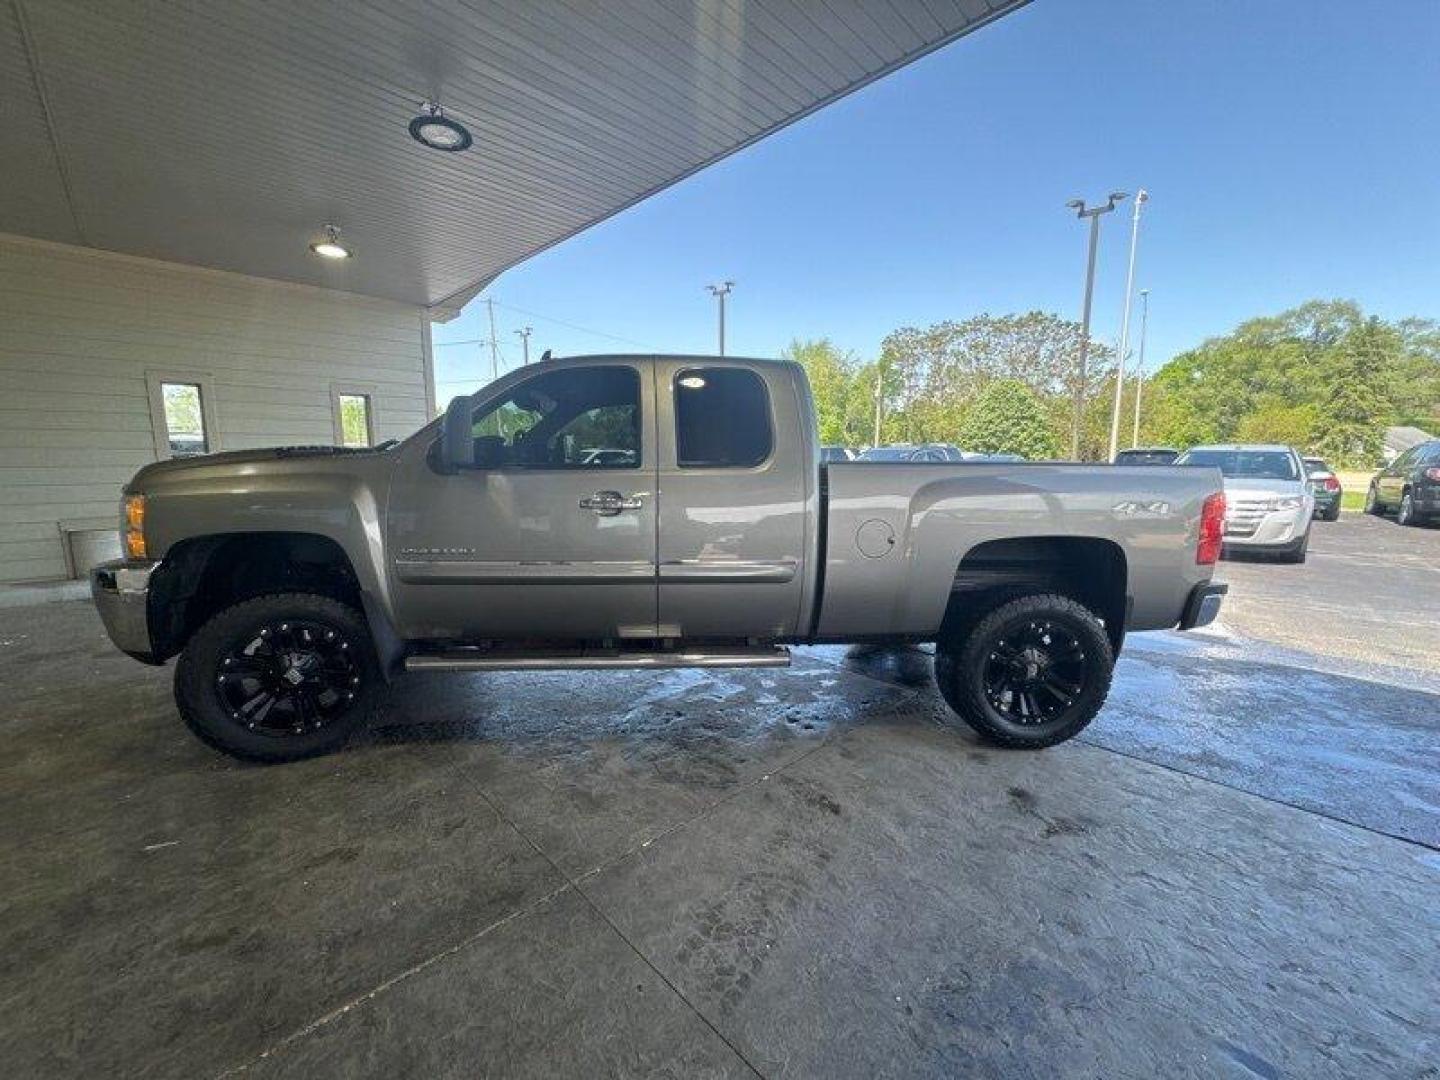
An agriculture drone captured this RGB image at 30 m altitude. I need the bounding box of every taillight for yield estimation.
[1324,476,1340,492]
[1425,467,1440,482]
[1197,491,1225,565]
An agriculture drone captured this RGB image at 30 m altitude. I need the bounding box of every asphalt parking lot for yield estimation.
[2,515,1436,1078]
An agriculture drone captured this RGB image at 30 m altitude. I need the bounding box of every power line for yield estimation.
[490,300,655,349]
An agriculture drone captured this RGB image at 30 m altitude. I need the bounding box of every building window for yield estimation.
[146,371,217,459]
[338,393,373,447]
[674,367,772,468]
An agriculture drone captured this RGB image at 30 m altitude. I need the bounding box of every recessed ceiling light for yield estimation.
[309,224,352,260]
[409,101,471,152]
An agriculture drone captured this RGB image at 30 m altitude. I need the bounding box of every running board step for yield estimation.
[404,645,791,673]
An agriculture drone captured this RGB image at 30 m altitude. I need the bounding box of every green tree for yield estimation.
[1313,317,1396,467]
[878,312,1111,449]
[1233,399,1320,448]
[782,338,856,444]
[955,380,1060,459]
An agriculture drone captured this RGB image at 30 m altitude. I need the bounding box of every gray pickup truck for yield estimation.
[92,354,1227,762]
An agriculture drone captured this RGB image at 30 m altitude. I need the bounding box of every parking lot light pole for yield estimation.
[706,281,734,356]
[1107,189,1149,462]
[515,325,532,365]
[1067,193,1126,460]
[1132,289,1150,448]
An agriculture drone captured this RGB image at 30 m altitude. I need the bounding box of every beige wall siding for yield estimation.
[0,234,433,583]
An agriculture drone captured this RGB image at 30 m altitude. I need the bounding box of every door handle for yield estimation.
[579,490,645,516]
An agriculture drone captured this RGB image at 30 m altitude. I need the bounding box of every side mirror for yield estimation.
[439,395,474,471]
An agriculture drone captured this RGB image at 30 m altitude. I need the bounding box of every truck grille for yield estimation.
[1224,496,1271,536]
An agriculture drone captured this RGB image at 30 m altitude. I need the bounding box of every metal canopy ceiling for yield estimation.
[2,0,1026,315]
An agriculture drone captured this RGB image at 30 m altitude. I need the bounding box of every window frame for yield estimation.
[145,370,220,459]
[466,364,644,471]
[672,366,775,470]
[330,383,378,448]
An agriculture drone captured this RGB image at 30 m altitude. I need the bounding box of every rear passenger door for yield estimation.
[655,361,808,640]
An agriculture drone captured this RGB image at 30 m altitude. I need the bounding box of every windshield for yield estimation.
[1177,449,1299,481]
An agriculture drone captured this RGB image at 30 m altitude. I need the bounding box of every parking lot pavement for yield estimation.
[2,569,1437,1078]
[1214,512,1440,673]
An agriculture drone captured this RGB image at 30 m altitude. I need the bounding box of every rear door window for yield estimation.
[673,368,773,468]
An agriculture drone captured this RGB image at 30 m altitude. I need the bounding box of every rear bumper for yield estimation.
[1178,580,1228,631]
[90,559,161,663]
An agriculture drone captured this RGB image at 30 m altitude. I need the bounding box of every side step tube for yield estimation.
[404,645,791,673]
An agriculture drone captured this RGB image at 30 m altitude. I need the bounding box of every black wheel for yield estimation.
[934,593,1114,749]
[175,592,380,762]
[1364,484,1383,515]
[1398,491,1417,527]
[1322,503,1342,522]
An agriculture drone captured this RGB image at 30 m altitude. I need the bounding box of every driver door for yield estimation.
[387,360,658,641]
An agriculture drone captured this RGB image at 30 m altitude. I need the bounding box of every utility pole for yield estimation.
[1132,289,1150,448]
[515,326,532,365]
[706,281,734,356]
[1106,189,1149,461]
[1066,192,1127,460]
[485,298,500,381]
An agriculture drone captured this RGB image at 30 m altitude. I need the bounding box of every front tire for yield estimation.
[1398,491,1418,527]
[1278,529,1310,563]
[934,593,1114,749]
[175,592,380,762]
[1364,484,1383,515]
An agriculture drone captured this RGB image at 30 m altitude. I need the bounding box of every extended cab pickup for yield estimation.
[92,355,1227,761]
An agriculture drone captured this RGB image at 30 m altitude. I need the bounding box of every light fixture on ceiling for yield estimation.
[409,100,472,152]
[309,224,352,260]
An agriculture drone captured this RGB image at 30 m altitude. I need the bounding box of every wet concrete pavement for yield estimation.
[2,521,1437,1078]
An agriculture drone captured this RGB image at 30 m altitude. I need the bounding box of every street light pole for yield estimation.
[515,326,532,365]
[1131,289,1150,448]
[1066,192,1127,460]
[706,281,734,356]
[1071,194,1123,457]
[1107,189,1149,461]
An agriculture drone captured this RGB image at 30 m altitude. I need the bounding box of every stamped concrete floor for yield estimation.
[2,593,1437,1078]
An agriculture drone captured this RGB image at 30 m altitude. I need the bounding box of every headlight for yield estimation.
[122,494,147,559]
[1272,495,1304,511]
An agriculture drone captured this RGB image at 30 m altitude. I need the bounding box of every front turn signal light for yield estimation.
[123,495,147,559]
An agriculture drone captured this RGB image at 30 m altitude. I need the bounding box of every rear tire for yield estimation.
[1322,503,1341,522]
[175,592,380,762]
[934,593,1114,749]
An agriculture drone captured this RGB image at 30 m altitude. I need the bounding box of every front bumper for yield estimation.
[90,558,160,663]
[1223,505,1310,548]
[1178,581,1228,630]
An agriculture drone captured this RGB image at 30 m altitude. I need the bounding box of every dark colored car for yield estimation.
[1365,439,1440,526]
[1302,457,1343,521]
[857,443,965,462]
[1113,447,1181,466]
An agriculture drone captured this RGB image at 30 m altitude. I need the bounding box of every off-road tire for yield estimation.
[175,592,380,762]
[934,593,1114,749]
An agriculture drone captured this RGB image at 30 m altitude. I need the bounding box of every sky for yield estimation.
[433,0,1440,401]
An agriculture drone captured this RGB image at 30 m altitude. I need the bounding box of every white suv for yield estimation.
[1175,444,1314,563]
